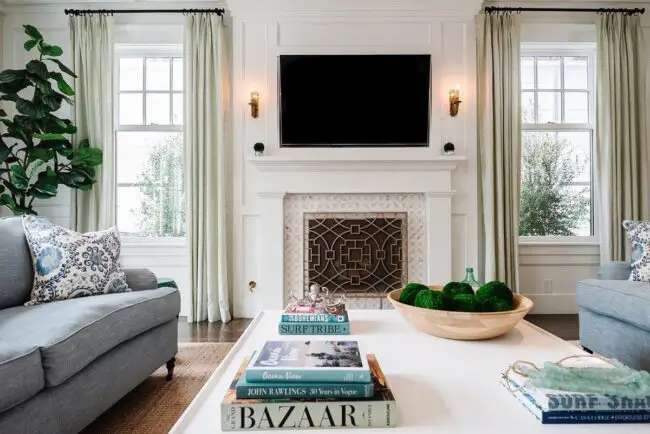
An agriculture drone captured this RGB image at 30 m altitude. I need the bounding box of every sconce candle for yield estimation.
[449,84,462,117]
[249,90,260,118]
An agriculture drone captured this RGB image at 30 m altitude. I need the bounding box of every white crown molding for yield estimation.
[248,156,466,173]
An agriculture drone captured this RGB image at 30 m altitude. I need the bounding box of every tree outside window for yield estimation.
[519,52,594,238]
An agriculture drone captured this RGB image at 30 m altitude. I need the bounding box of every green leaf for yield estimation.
[0,143,10,164]
[23,25,43,41]
[0,194,15,208]
[31,167,58,198]
[34,133,65,141]
[42,93,62,111]
[24,39,39,52]
[9,165,29,191]
[45,58,77,78]
[0,79,30,95]
[71,147,103,166]
[78,139,90,149]
[0,69,27,83]
[28,147,54,161]
[26,60,48,80]
[38,139,70,150]
[49,72,74,96]
[15,98,48,119]
[41,116,77,135]
[32,77,54,95]
[57,148,73,158]
[40,43,63,57]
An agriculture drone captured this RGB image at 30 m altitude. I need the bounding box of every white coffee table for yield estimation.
[170,310,647,433]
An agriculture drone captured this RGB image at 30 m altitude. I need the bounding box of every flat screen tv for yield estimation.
[279,54,431,147]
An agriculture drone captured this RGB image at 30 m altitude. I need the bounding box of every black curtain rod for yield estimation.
[64,8,225,16]
[484,6,645,15]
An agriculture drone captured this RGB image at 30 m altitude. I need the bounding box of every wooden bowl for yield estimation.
[386,286,534,340]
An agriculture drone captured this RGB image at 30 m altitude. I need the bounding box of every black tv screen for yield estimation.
[279,55,431,147]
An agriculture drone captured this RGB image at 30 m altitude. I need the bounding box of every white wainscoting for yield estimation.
[519,243,600,314]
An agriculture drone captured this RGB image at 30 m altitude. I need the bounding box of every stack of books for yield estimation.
[221,340,397,431]
[502,360,650,424]
[279,304,349,335]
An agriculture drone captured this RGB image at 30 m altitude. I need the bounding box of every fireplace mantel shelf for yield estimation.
[248,155,466,172]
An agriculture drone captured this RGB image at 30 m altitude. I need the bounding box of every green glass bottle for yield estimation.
[461,267,481,290]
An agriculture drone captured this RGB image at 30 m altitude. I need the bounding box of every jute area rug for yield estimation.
[84,342,234,434]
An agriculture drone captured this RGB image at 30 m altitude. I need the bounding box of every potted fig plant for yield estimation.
[0,25,103,215]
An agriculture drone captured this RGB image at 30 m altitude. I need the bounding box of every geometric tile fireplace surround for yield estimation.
[250,156,464,310]
[285,195,426,309]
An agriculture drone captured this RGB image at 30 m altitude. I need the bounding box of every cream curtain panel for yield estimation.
[476,12,521,290]
[69,15,115,232]
[595,13,649,262]
[185,14,232,323]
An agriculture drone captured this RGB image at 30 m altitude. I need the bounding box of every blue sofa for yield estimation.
[0,217,181,433]
[577,261,650,371]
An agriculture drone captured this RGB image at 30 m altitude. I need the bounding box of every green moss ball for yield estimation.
[452,293,479,312]
[399,282,429,305]
[442,282,474,299]
[476,280,513,305]
[478,295,513,312]
[414,290,450,310]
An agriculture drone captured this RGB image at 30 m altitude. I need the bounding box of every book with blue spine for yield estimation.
[279,321,350,335]
[245,340,371,383]
[235,376,374,399]
[501,377,650,424]
[281,312,349,323]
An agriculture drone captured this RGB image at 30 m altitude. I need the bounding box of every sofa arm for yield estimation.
[597,261,631,280]
[124,268,158,291]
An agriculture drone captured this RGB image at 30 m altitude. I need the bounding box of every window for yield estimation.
[520,48,595,239]
[116,48,185,238]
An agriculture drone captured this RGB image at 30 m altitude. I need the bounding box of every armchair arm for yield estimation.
[597,261,631,281]
[124,268,158,291]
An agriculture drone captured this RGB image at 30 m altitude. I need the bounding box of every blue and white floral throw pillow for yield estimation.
[623,220,650,282]
[22,215,130,305]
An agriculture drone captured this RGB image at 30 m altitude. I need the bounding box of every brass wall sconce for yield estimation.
[249,90,259,118]
[449,85,461,117]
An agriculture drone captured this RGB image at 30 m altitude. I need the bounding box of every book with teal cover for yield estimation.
[278,322,350,335]
[281,313,348,323]
[235,376,374,399]
[245,340,370,383]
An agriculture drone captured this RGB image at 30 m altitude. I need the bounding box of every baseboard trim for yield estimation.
[526,294,578,314]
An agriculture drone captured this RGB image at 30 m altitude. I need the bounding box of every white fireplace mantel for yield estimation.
[248,155,466,173]
[250,154,464,310]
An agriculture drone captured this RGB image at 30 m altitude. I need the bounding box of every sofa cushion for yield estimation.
[0,287,180,387]
[0,344,44,412]
[577,279,650,332]
[623,220,650,282]
[22,215,132,305]
[0,217,34,309]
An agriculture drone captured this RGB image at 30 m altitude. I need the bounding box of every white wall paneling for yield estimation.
[232,0,481,317]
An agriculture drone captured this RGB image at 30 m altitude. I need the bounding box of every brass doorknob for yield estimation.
[248,281,257,292]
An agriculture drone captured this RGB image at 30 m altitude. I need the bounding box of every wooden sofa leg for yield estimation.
[166,356,176,381]
[582,345,593,354]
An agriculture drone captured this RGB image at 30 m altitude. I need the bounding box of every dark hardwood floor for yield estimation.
[178,317,252,343]
[178,314,580,343]
[525,314,579,341]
